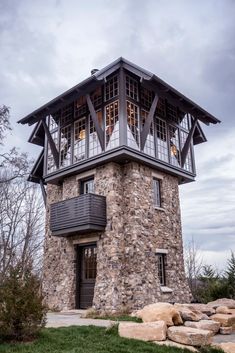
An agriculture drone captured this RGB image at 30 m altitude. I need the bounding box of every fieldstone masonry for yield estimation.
[43,161,191,311]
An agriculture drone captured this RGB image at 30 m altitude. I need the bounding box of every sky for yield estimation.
[0,0,234,270]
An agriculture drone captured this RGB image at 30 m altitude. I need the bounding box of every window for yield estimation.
[105,75,118,101]
[127,101,139,149]
[141,109,155,157]
[169,125,180,167]
[153,178,161,208]
[141,87,153,110]
[74,117,86,162]
[167,102,178,124]
[89,110,102,157]
[155,117,168,162]
[75,96,87,118]
[105,101,119,150]
[81,177,94,194]
[61,104,73,126]
[60,125,72,168]
[157,253,166,286]
[180,130,193,172]
[126,75,138,101]
[47,130,58,173]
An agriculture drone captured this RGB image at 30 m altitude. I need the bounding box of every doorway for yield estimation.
[76,243,97,309]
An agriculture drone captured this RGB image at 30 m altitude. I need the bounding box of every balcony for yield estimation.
[50,193,106,236]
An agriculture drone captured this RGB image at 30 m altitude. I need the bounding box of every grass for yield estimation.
[0,325,223,353]
[96,314,142,322]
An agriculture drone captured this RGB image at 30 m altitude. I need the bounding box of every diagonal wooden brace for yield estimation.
[140,93,159,150]
[181,116,198,167]
[41,119,59,168]
[86,94,105,151]
[39,179,47,207]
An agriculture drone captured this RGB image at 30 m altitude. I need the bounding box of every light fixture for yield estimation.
[171,144,178,156]
[79,129,86,140]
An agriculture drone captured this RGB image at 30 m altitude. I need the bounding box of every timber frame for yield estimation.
[18,57,220,188]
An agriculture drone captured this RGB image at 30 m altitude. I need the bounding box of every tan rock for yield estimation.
[184,320,220,334]
[213,342,235,353]
[154,339,198,352]
[135,302,183,326]
[174,304,203,322]
[216,306,232,314]
[118,321,167,341]
[211,313,235,327]
[182,303,215,316]
[208,298,235,309]
[167,326,212,347]
[220,326,233,335]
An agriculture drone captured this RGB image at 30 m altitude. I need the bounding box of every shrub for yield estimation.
[0,264,47,342]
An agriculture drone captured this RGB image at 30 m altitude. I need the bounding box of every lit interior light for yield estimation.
[79,129,86,139]
[171,144,178,156]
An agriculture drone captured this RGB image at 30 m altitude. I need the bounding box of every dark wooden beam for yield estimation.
[39,179,47,207]
[41,119,59,168]
[119,66,127,145]
[86,94,105,150]
[140,93,159,150]
[181,117,198,167]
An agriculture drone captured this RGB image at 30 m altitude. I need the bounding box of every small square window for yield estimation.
[153,178,161,208]
[157,253,166,286]
[80,177,94,194]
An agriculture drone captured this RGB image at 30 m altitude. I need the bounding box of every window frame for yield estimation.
[153,178,162,208]
[80,177,95,195]
[157,253,166,286]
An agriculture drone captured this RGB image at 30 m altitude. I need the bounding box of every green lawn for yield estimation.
[0,326,222,353]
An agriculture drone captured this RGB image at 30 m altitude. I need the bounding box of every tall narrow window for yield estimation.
[141,109,155,157]
[155,117,168,162]
[47,130,58,173]
[157,253,166,286]
[180,130,193,172]
[60,125,72,168]
[89,110,102,157]
[105,75,118,101]
[127,101,139,149]
[153,178,161,208]
[81,177,94,194]
[74,117,86,162]
[105,101,119,150]
[169,125,180,167]
[126,75,138,101]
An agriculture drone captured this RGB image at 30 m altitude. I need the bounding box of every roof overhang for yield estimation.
[18,57,221,127]
[28,149,44,183]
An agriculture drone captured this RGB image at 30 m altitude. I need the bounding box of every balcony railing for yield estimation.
[50,193,106,236]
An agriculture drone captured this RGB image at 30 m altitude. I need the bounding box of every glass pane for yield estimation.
[105,101,119,150]
[180,130,193,172]
[126,75,138,101]
[74,117,86,162]
[61,104,73,126]
[157,254,165,286]
[47,130,58,173]
[141,109,155,157]
[156,98,166,118]
[91,87,102,108]
[83,247,97,279]
[48,114,59,131]
[127,101,139,149]
[105,75,118,101]
[83,179,94,194]
[180,113,189,131]
[60,125,72,168]
[75,96,87,118]
[89,111,102,157]
[141,88,153,110]
[155,117,169,162]
[153,179,161,207]
[169,125,180,167]
[167,102,178,124]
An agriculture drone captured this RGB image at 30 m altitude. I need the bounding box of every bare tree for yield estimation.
[0,105,11,144]
[184,237,204,298]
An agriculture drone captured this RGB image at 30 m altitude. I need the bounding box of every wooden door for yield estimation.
[77,244,97,309]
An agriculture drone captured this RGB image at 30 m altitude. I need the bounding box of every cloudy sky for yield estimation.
[1,0,234,270]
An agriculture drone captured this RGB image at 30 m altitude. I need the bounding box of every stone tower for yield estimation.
[18,58,220,311]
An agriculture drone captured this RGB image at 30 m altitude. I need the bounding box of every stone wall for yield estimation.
[42,161,191,311]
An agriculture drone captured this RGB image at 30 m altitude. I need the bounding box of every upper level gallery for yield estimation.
[18,58,220,185]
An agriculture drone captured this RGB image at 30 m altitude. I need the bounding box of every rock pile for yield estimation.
[118,298,235,352]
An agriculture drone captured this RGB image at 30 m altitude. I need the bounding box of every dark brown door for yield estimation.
[77,244,97,309]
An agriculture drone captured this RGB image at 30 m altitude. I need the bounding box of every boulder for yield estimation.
[216,306,232,314]
[118,321,167,342]
[208,298,235,309]
[220,326,233,335]
[135,302,183,326]
[210,313,235,327]
[174,304,203,322]
[182,303,215,316]
[184,320,220,334]
[213,342,235,353]
[154,339,198,352]
[167,326,212,347]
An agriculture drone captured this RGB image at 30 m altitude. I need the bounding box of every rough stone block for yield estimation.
[220,326,233,335]
[216,306,232,314]
[208,299,235,309]
[211,313,235,327]
[118,321,167,341]
[184,320,220,334]
[154,339,198,352]
[213,342,235,353]
[167,326,212,347]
